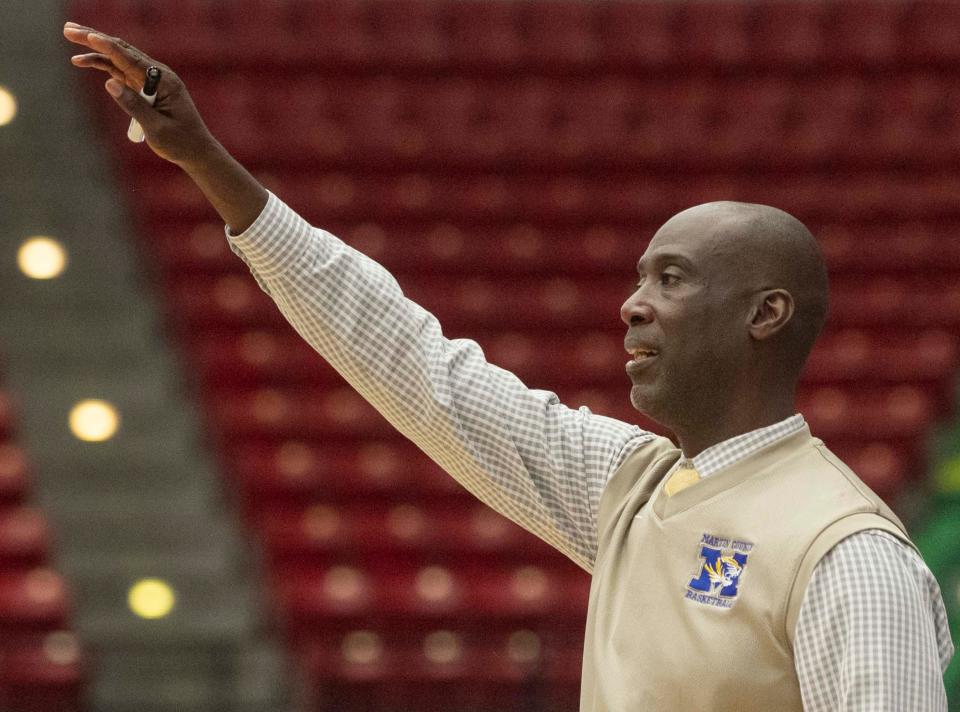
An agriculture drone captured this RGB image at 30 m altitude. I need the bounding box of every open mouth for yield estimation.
[625,347,659,375]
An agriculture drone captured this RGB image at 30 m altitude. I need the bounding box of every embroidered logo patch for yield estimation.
[685,533,754,609]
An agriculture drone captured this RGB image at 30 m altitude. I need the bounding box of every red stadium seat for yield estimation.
[902,2,960,64]
[0,445,30,506]
[0,372,78,708]
[187,331,336,387]
[225,439,467,519]
[0,633,85,712]
[446,1,524,68]
[0,393,17,440]
[156,217,644,278]
[830,277,960,329]
[815,221,960,274]
[277,563,587,641]
[520,1,599,68]
[831,2,903,66]
[302,628,571,712]
[207,386,395,442]
[881,76,960,160]
[164,274,286,331]
[751,2,828,67]
[785,78,871,164]
[799,385,936,442]
[845,442,912,499]
[0,569,71,636]
[595,2,680,68]
[258,501,557,569]
[369,1,451,68]
[128,171,211,220]
[279,1,376,66]
[0,509,50,570]
[149,220,240,275]
[806,329,958,388]
[705,80,794,165]
[680,2,755,68]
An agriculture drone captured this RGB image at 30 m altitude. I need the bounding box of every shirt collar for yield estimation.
[683,414,806,479]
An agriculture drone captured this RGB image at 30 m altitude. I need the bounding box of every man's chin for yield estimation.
[630,385,658,417]
[630,387,677,435]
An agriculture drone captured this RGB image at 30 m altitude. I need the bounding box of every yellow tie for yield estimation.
[664,465,701,497]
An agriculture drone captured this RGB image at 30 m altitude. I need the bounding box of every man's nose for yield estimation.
[620,290,654,326]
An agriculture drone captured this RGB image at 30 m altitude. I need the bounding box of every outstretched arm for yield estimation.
[63,23,668,569]
[225,193,665,568]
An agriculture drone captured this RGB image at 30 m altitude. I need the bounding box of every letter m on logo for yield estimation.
[688,546,748,598]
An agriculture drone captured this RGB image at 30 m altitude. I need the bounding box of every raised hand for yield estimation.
[63,21,267,232]
[63,22,219,167]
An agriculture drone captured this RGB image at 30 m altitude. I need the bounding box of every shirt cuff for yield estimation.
[224,190,315,281]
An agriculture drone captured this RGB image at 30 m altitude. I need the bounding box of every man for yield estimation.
[64,22,954,711]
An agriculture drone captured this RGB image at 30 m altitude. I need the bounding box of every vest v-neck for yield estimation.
[651,426,816,521]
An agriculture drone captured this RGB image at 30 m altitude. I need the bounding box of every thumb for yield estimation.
[105,78,157,129]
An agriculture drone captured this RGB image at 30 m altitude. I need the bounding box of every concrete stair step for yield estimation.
[70,565,260,645]
[54,508,241,560]
[89,640,290,712]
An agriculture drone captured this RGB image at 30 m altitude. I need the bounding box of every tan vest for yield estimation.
[580,426,914,712]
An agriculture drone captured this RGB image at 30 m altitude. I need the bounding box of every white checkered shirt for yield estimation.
[228,191,954,710]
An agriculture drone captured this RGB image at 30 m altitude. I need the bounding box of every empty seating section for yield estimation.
[205,76,960,169]
[69,0,960,708]
[65,0,960,70]
[0,365,84,711]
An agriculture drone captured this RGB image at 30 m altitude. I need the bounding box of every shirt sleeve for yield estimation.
[226,191,661,571]
[794,529,955,711]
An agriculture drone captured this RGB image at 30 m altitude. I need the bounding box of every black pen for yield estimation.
[127,66,161,143]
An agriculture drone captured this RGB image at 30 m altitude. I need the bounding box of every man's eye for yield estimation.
[660,272,680,285]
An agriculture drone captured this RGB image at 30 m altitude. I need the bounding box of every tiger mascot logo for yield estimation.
[703,555,744,595]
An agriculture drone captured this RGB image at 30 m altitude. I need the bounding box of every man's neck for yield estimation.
[674,403,797,459]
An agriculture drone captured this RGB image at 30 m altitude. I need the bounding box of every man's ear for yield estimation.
[748,289,795,341]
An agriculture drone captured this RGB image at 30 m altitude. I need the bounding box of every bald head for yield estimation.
[656,201,829,373]
[623,201,828,450]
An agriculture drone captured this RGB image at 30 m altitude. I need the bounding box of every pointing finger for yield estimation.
[64,21,95,33]
[84,33,152,78]
[63,23,102,49]
[70,53,125,82]
[64,24,159,88]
